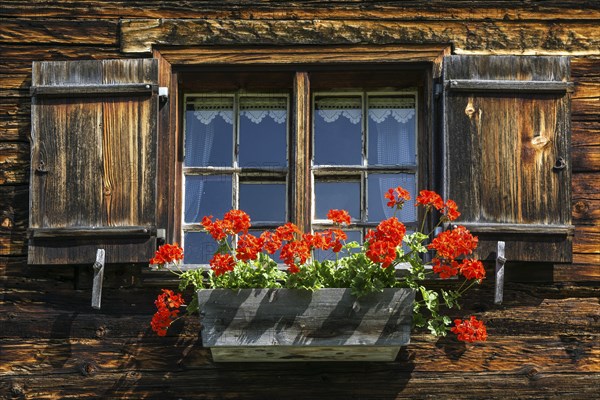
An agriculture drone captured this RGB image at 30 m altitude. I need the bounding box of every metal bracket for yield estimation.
[159,87,169,103]
[91,249,105,310]
[495,241,506,305]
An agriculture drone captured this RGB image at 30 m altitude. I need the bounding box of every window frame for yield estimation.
[153,45,450,252]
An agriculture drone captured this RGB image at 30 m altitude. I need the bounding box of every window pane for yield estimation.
[313,230,361,262]
[314,96,362,165]
[185,97,233,167]
[239,97,287,168]
[184,175,232,223]
[368,97,416,166]
[184,232,218,264]
[315,180,360,220]
[368,173,416,223]
[239,183,286,223]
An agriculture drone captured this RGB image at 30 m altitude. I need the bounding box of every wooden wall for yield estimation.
[1,1,599,398]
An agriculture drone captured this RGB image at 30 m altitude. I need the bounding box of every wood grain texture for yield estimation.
[120,18,600,54]
[1,256,599,398]
[0,185,28,255]
[0,19,118,46]
[28,59,158,264]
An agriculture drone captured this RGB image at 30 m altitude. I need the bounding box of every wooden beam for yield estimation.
[292,72,311,232]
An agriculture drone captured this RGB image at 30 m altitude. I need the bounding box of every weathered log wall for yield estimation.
[1,1,599,398]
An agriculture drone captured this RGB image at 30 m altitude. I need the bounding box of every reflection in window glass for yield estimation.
[368,97,416,166]
[313,230,362,262]
[314,96,362,165]
[184,232,219,264]
[184,175,232,223]
[315,180,360,220]
[185,97,233,167]
[239,183,286,223]
[368,173,416,223]
[239,97,287,168]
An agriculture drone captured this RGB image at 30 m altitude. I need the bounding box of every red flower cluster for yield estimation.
[237,233,264,262]
[327,209,351,225]
[365,217,406,268]
[385,186,411,208]
[151,289,185,337]
[429,226,478,260]
[210,253,236,276]
[451,316,488,342]
[429,226,485,280]
[416,190,444,210]
[150,243,184,265]
[416,190,460,221]
[201,210,251,241]
[200,210,354,275]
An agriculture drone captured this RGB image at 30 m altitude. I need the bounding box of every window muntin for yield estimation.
[182,93,290,264]
[311,91,418,240]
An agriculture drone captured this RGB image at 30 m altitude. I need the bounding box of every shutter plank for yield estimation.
[29,59,158,265]
[443,56,572,263]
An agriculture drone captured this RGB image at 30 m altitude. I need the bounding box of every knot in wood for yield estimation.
[1,216,13,229]
[531,136,550,148]
[464,99,477,119]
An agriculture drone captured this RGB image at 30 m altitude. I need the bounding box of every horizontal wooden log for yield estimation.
[573,226,600,254]
[1,334,599,376]
[0,185,27,256]
[2,368,600,400]
[120,18,600,54]
[0,19,118,46]
[554,264,600,281]
[157,44,450,65]
[572,57,600,78]
[572,252,600,265]
[572,121,600,147]
[0,142,29,185]
[2,1,600,21]
[572,145,600,172]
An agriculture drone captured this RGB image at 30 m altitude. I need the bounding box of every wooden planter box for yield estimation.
[197,288,415,362]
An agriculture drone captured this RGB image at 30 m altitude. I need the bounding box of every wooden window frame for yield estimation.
[153,45,451,246]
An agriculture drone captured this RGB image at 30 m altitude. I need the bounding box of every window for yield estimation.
[179,71,425,265]
[182,94,290,263]
[27,51,573,265]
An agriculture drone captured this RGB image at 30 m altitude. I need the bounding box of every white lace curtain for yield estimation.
[315,96,415,124]
[190,97,287,125]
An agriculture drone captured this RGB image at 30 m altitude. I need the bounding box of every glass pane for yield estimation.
[239,97,287,168]
[184,175,232,223]
[367,173,416,223]
[314,96,362,165]
[314,180,360,220]
[368,96,416,166]
[185,97,234,167]
[239,183,286,223]
[184,232,219,264]
[313,230,361,262]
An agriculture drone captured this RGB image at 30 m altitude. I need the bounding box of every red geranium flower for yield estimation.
[416,190,444,210]
[280,240,311,273]
[327,209,351,225]
[385,186,411,208]
[428,225,478,260]
[442,199,461,221]
[151,289,185,337]
[223,209,251,234]
[432,258,460,279]
[236,234,264,262]
[275,222,301,242]
[451,316,488,342]
[260,231,282,254]
[459,259,486,280]
[210,253,236,276]
[150,243,184,265]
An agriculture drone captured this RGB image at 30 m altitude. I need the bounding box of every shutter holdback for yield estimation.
[91,249,105,310]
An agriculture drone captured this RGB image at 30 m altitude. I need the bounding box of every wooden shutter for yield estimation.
[443,55,573,263]
[29,59,158,264]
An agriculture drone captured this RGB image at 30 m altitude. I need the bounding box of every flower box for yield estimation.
[197,287,415,362]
